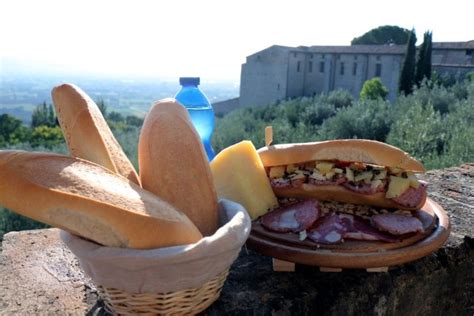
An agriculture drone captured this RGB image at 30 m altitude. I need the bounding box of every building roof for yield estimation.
[247,41,474,61]
[433,41,474,50]
[305,45,406,55]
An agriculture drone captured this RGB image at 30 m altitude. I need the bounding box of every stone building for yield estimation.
[212,41,474,114]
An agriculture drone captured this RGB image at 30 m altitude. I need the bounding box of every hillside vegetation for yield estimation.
[214,79,474,170]
[1,79,473,239]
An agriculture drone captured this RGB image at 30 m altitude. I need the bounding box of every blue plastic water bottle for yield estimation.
[175,77,215,161]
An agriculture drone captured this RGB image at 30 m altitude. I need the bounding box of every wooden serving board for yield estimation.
[246,198,450,269]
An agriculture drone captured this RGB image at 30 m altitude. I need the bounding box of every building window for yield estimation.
[466,49,473,56]
[354,55,358,60]
[320,61,325,73]
[277,83,280,91]
[376,55,381,61]
[375,63,382,77]
[340,62,345,75]
[297,61,301,72]
[293,52,297,58]
[308,61,313,73]
[353,62,357,75]
[321,54,325,59]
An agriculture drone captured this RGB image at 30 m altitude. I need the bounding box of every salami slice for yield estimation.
[261,200,320,233]
[372,213,424,235]
[392,182,427,208]
[307,213,347,244]
[339,214,399,242]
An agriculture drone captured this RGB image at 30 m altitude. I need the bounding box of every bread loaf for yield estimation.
[0,150,202,249]
[52,83,141,185]
[258,139,425,172]
[138,99,219,236]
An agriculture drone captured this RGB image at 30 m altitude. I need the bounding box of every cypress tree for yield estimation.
[415,31,433,86]
[399,29,417,95]
[424,31,432,81]
[415,33,427,86]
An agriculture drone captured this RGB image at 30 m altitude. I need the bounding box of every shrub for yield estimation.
[0,207,49,241]
[318,99,392,141]
[359,77,389,101]
[386,101,444,162]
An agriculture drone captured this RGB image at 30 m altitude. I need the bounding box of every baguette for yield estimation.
[138,99,219,236]
[258,140,427,210]
[258,139,425,172]
[0,150,202,249]
[52,83,141,185]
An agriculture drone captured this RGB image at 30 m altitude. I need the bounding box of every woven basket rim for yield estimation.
[98,269,229,315]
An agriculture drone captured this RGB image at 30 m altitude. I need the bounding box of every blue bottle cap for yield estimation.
[179,77,200,86]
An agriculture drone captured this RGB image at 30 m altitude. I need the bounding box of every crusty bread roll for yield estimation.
[52,83,140,185]
[0,150,202,249]
[258,139,425,172]
[138,99,219,236]
[272,185,426,210]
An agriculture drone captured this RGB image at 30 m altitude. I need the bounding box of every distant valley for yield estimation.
[0,73,239,124]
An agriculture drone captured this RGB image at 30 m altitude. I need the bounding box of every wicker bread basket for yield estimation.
[61,199,251,315]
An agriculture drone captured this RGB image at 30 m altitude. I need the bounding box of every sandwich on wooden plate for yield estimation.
[211,136,433,247]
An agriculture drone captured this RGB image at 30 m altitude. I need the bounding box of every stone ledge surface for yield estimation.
[0,164,473,315]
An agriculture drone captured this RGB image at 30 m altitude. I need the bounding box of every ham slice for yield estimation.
[372,213,424,235]
[308,175,346,186]
[261,200,320,233]
[392,182,428,208]
[307,213,347,244]
[342,181,386,195]
[339,214,399,242]
[270,178,291,188]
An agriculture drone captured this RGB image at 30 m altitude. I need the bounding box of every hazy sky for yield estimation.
[1,0,473,81]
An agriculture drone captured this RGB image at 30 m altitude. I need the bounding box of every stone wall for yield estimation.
[0,164,472,315]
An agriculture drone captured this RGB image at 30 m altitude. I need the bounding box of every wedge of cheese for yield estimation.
[210,141,278,219]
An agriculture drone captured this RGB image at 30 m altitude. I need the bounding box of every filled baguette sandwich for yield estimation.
[139,99,219,236]
[52,83,141,185]
[0,150,202,249]
[251,139,433,245]
[258,139,427,210]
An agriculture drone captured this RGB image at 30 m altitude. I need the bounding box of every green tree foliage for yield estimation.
[97,99,108,117]
[30,126,64,148]
[359,77,389,101]
[0,208,49,241]
[318,99,393,141]
[351,25,410,45]
[0,114,30,146]
[31,102,57,128]
[387,101,444,160]
[399,29,417,95]
[415,31,433,86]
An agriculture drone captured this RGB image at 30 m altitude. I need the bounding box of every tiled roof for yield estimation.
[433,41,474,50]
[305,45,406,54]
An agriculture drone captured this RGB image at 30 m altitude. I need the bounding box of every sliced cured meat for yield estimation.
[270,178,291,188]
[261,199,320,233]
[339,214,399,243]
[392,182,427,208]
[307,213,347,244]
[372,214,424,235]
[308,175,346,186]
[290,177,306,188]
[342,181,386,195]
